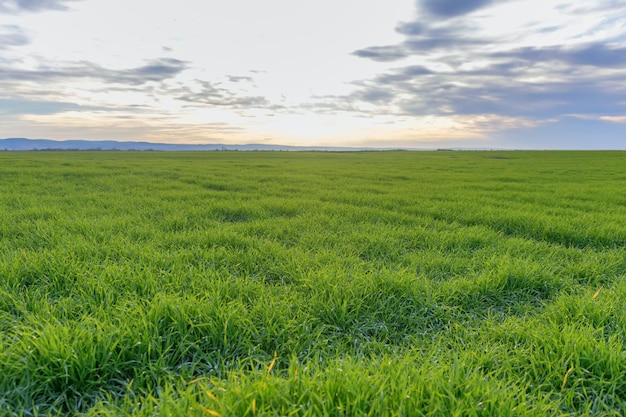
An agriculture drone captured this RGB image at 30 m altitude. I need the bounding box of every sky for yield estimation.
[1,0,626,149]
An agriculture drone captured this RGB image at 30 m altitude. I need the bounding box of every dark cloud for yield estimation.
[571,44,626,67]
[404,35,487,53]
[421,0,495,18]
[353,88,396,104]
[346,0,626,139]
[352,45,408,62]
[0,98,102,114]
[132,58,187,81]
[0,58,187,85]
[227,75,254,83]
[0,0,77,13]
[395,21,426,36]
[435,82,626,118]
[354,22,488,62]
[495,43,626,68]
[0,25,29,49]
[348,63,626,120]
[0,57,274,112]
[175,80,274,109]
[376,65,433,84]
[0,66,64,81]
[557,44,626,68]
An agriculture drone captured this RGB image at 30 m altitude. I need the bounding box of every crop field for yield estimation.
[1,150,626,416]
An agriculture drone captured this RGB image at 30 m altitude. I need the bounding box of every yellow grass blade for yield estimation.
[189,377,210,384]
[267,351,277,376]
[592,286,603,300]
[561,367,574,390]
[200,406,222,417]
[205,390,219,402]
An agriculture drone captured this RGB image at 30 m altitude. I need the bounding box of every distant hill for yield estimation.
[0,138,363,152]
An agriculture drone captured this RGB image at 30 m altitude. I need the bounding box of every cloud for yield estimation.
[353,87,396,104]
[558,44,626,67]
[0,54,276,122]
[345,0,626,139]
[0,98,100,115]
[352,45,408,62]
[0,0,78,13]
[557,1,626,14]
[131,58,188,81]
[375,65,433,84]
[227,75,254,83]
[353,22,488,61]
[599,115,626,123]
[175,80,274,109]
[497,43,626,68]
[0,25,29,49]
[0,57,188,85]
[403,32,488,53]
[347,61,626,120]
[420,0,495,18]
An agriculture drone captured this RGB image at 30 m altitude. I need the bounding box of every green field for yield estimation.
[1,151,625,416]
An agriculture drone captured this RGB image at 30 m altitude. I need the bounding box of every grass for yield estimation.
[0,150,625,415]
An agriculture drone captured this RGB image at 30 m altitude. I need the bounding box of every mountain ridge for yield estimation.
[0,138,370,152]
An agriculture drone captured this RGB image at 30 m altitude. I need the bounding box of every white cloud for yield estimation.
[600,115,626,123]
